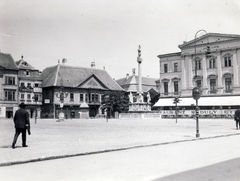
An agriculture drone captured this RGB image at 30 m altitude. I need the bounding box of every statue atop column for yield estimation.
[137,45,142,64]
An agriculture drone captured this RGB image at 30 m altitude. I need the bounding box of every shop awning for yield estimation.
[153,96,240,107]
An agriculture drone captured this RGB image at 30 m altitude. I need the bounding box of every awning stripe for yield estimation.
[153,96,240,107]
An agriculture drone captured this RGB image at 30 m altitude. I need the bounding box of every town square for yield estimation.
[1,0,240,180]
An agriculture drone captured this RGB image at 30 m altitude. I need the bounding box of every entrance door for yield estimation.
[6,111,13,118]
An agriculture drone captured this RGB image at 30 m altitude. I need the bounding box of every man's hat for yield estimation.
[19,102,26,108]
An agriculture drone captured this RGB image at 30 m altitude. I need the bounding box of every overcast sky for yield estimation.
[1,0,240,79]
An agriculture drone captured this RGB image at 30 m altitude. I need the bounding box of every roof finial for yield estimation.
[21,55,23,59]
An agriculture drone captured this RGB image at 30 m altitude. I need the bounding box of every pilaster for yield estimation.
[232,49,239,87]
[181,57,186,90]
[188,56,193,89]
[216,50,223,94]
[202,55,208,94]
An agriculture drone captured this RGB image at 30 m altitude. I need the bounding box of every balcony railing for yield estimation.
[209,90,217,94]
[224,89,233,93]
[19,86,33,92]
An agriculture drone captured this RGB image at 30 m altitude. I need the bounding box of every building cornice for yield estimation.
[157,52,181,58]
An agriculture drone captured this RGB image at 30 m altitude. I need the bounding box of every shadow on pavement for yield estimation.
[153,157,240,181]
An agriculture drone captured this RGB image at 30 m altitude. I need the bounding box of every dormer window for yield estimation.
[22,61,28,67]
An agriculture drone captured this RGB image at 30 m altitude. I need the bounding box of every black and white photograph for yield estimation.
[1,0,240,180]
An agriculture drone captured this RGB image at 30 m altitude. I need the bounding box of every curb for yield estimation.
[1,133,240,167]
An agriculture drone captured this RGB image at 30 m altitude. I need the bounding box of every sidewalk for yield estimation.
[0,117,239,166]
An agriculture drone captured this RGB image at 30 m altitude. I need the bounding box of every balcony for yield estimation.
[209,90,217,94]
[224,89,233,93]
[19,86,33,92]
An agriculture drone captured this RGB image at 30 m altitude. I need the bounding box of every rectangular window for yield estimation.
[196,80,201,88]
[80,93,84,102]
[174,81,178,94]
[34,83,39,87]
[27,94,31,100]
[164,64,168,73]
[21,94,25,99]
[20,82,25,87]
[225,78,232,91]
[5,90,15,101]
[70,93,74,101]
[196,60,201,70]
[209,59,216,68]
[27,83,31,88]
[95,94,99,102]
[174,63,178,72]
[224,57,232,67]
[164,82,168,95]
[85,93,89,102]
[210,79,216,93]
[5,76,15,85]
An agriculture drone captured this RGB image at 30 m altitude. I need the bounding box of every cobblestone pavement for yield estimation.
[0,117,239,166]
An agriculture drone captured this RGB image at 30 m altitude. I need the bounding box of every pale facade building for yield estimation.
[15,56,43,119]
[0,52,19,118]
[154,33,240,118]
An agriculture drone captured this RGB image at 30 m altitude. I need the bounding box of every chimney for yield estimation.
[62,58,67,64]
[91,62,95,68]
[126,73,129,79]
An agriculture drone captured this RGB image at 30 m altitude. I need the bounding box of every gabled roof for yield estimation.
[179,33,240,49]
[15,57,36,70]
[41,64,124,91]
[0,52,18,70]
[116,75,158,92]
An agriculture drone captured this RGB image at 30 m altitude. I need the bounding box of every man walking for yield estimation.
[12,103,31,149]
[234,107,240,130]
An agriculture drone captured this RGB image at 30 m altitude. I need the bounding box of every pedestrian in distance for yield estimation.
[234,107,240,130]
[12,102,31,149]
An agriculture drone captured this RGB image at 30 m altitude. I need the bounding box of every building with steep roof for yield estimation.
[0,52,19,118]
[41,60,124,118]
[15,56,43,119]
[154,32,240,118]
[116,70,159,103]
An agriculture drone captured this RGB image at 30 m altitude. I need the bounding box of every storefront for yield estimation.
[153,96,240,118]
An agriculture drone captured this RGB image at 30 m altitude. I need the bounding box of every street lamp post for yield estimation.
[192,30,211,138]
[173,97,180,123]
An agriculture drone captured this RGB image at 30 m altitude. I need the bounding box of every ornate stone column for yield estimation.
[137,45,143,94]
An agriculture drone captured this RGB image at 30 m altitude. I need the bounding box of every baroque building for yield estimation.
[116,69,159,103]
[41,60,124,119]
[15,56,43,119]
[154,33,240,117]
[0,52,19,118]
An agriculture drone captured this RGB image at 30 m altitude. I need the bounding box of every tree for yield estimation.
[101,91,129,118]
